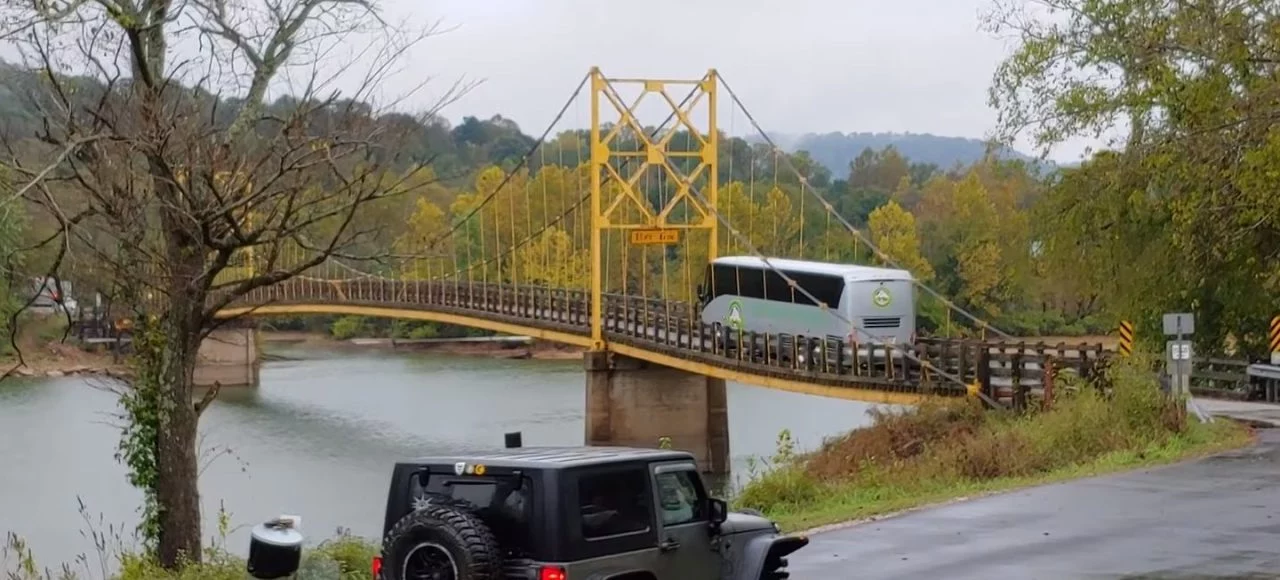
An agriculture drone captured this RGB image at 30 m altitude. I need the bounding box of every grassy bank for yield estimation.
[3,529,380,580]
[3,500,381,580]
[732,355,1254,532]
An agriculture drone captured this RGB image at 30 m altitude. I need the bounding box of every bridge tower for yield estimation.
[585,69,729,473]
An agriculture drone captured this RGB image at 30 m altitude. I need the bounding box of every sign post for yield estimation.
[1118,320,1134,357]
[1269,315,1279,366]
[1162,312,1195,398]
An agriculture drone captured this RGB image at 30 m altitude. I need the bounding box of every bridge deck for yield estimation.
[216,278,1110,405]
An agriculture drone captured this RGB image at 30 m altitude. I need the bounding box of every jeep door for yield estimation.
[562,464,662,578]
[650,461,720,578]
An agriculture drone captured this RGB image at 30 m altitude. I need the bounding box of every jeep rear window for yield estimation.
[414,473,533,554]
[578,468,651,539]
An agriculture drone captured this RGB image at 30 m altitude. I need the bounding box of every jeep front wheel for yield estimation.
[381,504,502,580]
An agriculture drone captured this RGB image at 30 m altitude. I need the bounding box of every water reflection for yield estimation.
[0,346,877,568]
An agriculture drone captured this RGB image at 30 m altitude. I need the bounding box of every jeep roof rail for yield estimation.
[408,446,695,469]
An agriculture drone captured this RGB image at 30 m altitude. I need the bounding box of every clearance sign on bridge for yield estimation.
[630,229,680,245]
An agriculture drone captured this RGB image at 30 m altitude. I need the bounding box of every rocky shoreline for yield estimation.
[7,362,132,380]
[1,342,130,380]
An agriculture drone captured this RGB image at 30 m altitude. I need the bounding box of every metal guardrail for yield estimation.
[1190,357,1279,403]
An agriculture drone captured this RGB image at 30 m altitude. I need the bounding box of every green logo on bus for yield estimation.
[726,299,745,330]
[872,287,892,308]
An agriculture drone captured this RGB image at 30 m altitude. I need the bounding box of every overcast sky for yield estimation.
[362,0,1097,163]
[0,0,1100,162]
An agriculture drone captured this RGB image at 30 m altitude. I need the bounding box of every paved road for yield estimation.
[1195,398,1280,428]
[791,429,1280,579]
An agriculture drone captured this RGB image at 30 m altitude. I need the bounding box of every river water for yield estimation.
[0,344,879,570]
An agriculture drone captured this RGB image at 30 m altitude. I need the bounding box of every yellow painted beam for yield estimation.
[214,304,595,348]
[607,342,927,406]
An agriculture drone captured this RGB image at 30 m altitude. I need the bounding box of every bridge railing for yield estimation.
[226,277,1110,403]
[1188,357,1253,400]
[597,294,1110,403]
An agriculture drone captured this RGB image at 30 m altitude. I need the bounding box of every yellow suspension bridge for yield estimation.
[209,68,1111,409]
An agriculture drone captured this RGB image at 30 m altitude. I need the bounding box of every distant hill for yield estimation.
[754,131,1051,176]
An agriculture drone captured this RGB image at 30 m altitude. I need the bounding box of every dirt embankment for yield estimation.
[1,340,129,380]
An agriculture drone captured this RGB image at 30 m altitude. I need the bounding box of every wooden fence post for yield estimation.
[977,345,993,406]
[1043,354,1055,411]
[1011,349,1025,411]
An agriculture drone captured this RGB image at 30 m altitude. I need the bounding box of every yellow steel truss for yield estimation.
[588,68,719,348]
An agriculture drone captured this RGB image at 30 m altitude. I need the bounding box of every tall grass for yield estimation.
[733,354,1252,531]
[2,500,379,580]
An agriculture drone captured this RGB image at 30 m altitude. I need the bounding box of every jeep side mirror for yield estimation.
[708,498,728,527]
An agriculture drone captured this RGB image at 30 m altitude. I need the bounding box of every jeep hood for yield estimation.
[719,511,777,535]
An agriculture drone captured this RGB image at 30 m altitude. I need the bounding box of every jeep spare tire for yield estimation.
[381,503,502,580]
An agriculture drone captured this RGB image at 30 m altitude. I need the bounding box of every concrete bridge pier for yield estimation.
[584,351,730,474]
[194,325,261,388]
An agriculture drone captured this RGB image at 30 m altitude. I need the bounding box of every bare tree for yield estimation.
[0,0,473,567]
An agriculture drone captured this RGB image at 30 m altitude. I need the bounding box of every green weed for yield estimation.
[731,354,1253,531]
[2,501,380,580]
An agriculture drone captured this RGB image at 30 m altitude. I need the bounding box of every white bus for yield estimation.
[696,256,916,360]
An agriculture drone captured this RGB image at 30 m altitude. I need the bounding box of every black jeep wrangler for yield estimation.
[370,445,808,579]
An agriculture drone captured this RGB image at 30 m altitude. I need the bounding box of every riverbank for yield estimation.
[0,329,584,380]
[0,339,129,380]
[732,355,1255,533]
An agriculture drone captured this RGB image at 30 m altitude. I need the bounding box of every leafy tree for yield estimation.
[984,0,1280,354]
[719,183,800,257]
[0,168,24,341]
[0,0,469,568]
[867,201,933,282]
[512,227,587,288]
[848,146,910,194]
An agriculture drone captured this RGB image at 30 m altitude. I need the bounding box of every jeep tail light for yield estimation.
[371,555,382,579]
[539,566,566,580]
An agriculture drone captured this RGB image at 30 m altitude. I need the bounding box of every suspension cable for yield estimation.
[423,72,591,249]
[717,73,1013,341]
[656,135,985,395]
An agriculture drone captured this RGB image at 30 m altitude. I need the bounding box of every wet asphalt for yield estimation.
[790,429,1280,579]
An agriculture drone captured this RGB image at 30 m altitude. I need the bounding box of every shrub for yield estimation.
[309,529,379,580]
[328,316,371,340]
[733,353,1240,529]
[734,430,822,512]
[934,426,1042,480]
[4,527,381,580]
[805,397,986,480]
